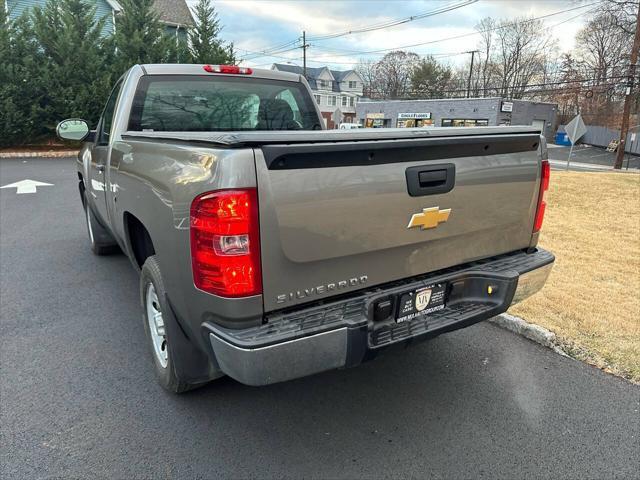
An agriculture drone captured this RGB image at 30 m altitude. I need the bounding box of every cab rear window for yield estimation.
[128,75,321,132]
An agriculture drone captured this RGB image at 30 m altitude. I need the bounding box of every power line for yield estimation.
[363,85,622,100]
[311,45,468,57]
[303,51,470,66]
[239,49,367,66]
[242,0,477,61]
[239,45,302,61]
[241,39,301,60]
[364,77,627,99]
[241,1,601,70]
[307,0,478,41]
[303,2,600,59]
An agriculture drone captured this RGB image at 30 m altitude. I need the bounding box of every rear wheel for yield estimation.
[82,192,119,255]
[140,255,213,393]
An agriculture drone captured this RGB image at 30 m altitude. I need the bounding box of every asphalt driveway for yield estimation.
[548,144,639,171]
[1,157,638,479]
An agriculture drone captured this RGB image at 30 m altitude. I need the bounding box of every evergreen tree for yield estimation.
[0,0,235,147]
[168,33,191,64]
[112,0,175,73]
[410,56,453,99]
[31,0,114,133]
[0,9,48,146]
[189,0,236,65]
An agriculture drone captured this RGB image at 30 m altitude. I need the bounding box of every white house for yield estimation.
[272,64,364,128]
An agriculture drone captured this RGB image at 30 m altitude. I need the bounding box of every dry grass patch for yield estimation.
[510,171,640,382]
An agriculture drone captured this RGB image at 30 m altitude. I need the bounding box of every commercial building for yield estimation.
[356,97,558,140]
[272,64,365,128]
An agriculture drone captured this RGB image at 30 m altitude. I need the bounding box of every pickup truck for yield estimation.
[56,64,554,393]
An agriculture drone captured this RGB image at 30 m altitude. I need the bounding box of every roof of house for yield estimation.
[5,0,193,28]
[106,0,123,12]
[152,0,194,26]
[272,63,361,92]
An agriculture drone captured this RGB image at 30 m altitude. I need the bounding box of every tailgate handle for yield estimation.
[419,170,447,187]
[406,164,455,197]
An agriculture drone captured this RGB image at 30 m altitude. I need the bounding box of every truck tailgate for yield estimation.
[255,131,542,312]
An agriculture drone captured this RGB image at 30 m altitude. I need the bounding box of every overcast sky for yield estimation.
[188,0,596,70]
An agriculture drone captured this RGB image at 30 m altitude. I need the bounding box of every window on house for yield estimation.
[314,94,321,105]
[328,96,336,106]
[341,96,348,106]
[348,81,357,88]
[349,97,355,107]
[318,80,331,89]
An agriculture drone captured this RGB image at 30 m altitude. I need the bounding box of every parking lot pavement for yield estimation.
[547,144,639,171]
[1,157,639,479]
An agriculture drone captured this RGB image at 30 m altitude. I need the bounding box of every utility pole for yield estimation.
[302,31,308,79]
[615,1,640,169]
[466,50,479,98]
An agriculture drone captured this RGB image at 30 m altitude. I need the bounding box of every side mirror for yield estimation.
[56,119,90,141]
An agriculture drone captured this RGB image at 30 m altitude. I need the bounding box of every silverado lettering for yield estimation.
[276,275,369,304]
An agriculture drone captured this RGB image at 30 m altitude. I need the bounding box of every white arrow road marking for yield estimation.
[0,179,54,194]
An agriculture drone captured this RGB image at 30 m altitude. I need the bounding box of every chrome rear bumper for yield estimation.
[511,262,553,305]
[206,248,554,386]
[209,328,348,386]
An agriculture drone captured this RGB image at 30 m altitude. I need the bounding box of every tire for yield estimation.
[140,255,213,393]
[82,191,119,255]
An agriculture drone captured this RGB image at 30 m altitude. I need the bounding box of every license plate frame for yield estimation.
[395,283,447,324]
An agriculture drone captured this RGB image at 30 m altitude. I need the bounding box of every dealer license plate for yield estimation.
[396,283,447,323]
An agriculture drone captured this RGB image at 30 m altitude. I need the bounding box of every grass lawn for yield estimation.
[510,170,640,382]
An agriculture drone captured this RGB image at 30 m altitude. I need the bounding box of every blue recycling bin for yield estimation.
[555,131,571,146]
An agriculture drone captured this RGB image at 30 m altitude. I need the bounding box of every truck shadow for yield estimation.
[84,249,625,478]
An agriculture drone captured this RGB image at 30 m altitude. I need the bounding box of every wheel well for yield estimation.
[124,213,155,268]
[77,172,85,206]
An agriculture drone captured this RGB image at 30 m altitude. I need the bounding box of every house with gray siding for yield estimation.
[356,97,558,140]
[272,63,365,128]
[4,0,193,39]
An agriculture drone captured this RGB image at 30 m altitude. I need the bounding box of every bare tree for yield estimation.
[575,12,630,86]
[354,58,378,98]
[548,53,584,122]
[493,16,557,98]
[555,8,637,126]
[600,0,638,36]
[355,51,419,99]
[474,17,497,96]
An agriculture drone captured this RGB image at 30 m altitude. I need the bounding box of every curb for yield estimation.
[489,313,567,356]
[548,159,640,173]
[0,151,79,159]
[491,314,640,384]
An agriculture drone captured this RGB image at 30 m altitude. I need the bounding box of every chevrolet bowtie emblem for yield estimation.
[407,207,451,230]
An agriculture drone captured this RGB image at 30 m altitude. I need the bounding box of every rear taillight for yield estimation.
[203,65,253,75]
[533,159,550,233]
[190,189,262,297]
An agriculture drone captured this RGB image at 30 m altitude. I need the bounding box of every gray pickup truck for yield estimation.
[57,64,554,393]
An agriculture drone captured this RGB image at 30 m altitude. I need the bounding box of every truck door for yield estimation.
[88,79,123,225]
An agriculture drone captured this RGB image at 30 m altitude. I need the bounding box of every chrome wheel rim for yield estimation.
[146,283,168,368]
[86,207,94,244]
